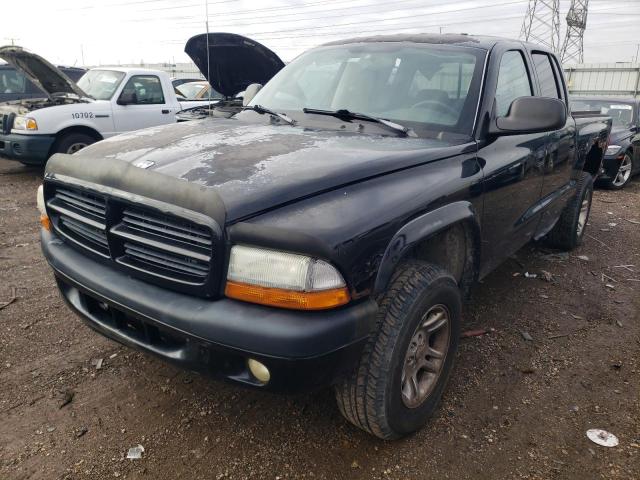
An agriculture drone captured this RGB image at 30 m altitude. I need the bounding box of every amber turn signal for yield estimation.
[40,214,51,231]
[225,281,350,310]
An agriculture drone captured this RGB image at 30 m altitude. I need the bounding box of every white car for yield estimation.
[0,46,213,165]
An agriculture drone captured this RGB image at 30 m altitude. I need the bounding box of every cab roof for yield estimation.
[322,33,548,52]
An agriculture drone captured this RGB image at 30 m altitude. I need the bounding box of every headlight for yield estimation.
[605,145,622,156]
[13,115,38,131]
[225,245,350,310]
[36,184,51,230]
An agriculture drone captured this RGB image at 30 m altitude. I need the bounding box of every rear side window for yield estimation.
[532,52,561,99]
[495,51,532,116]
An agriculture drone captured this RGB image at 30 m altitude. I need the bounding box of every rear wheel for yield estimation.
[53,132,96,155]
[335,261,461,440]
[545,171,594,250]
[604,153,633,190]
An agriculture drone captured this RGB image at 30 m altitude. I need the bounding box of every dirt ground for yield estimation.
[0,156,638,480]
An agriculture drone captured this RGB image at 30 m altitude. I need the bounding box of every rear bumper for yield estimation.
[41,228,377,392]
[0,133,55,164]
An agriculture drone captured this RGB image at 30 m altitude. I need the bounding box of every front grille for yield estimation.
[0,113,13,135]
[47,188,109,256]
[46,183,218,297]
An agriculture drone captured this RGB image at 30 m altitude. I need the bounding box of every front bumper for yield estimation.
[41,228,377,392]
[0,133,55,164]
[599,154,624,180]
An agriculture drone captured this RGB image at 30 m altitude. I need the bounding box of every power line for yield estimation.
[160,11,527,45]
[181,0,528,37]
[60,0,234,11]
[176,0,462,25]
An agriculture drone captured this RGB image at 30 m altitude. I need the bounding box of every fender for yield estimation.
[373,201,481,295]
[27,101,115,137]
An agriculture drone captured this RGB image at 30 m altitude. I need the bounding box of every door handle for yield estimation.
[161,109,170,114]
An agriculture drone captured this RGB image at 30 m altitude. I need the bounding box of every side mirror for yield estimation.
[117,91,137,105]
[489,97,566,136]
[242,83,263,106]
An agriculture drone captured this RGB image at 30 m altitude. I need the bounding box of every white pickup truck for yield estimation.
[0,46,211,165]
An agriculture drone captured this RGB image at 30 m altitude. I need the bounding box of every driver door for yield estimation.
[478,48,547,275]
[112,74,174,133]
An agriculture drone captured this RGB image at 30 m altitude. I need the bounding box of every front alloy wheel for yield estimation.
[611,154,633,189]
[401,305,451,408]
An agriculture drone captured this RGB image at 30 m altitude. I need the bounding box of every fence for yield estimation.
[107,62,204,80]
[563,63,640,98]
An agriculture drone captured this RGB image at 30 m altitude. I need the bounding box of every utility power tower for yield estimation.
[560,0,590,64]
[520,0,561,53]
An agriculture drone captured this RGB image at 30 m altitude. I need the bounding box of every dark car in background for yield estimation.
[0,63,85,103]
[571,96,640,189]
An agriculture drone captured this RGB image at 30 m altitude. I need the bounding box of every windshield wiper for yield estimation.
[243,104,295,125]
[302,108,415,137]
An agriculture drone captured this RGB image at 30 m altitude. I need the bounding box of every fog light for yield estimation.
[247,358,270,384]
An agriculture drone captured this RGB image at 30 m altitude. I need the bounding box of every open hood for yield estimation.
[184,33,284,98]
[0,45,88,100]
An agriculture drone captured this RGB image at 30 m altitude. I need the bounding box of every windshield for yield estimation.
[571,99,635,128]
[77,70,125,100]
[248,43,485,138]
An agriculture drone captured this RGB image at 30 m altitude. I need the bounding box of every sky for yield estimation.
[2,0,639,67]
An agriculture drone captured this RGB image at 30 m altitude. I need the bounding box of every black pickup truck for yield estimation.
[39,33,611,439]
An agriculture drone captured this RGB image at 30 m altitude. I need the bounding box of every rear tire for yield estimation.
[544,171,594,250]
[602,153,633,190]
[335,261,461,440]
[53,132,96,155]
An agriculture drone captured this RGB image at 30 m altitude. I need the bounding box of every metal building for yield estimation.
[563,63,640,98]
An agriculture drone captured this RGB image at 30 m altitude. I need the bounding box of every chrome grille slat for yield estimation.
[47,202,106,230]
[61,217,109,247]
[110,226,210,262]
[50,187,110,257]
[122,208,212,247]
[56,189,106,217]
[123,242,209,277]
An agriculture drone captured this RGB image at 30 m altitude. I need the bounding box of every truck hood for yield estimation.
[184,33,285,98]
[73,120,459,221]
[0,46,88,101]
[608,125,635,144]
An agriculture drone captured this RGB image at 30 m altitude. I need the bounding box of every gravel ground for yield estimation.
[0,156,638,480]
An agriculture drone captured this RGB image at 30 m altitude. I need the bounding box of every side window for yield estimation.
[118,75,165,105]
[532,52,561,99]
[495,51,532,117]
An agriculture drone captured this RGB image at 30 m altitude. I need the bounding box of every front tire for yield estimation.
[545,171,594,250]
[53,132,96,155]
[603,153,633,190]
[335,261,461,440]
